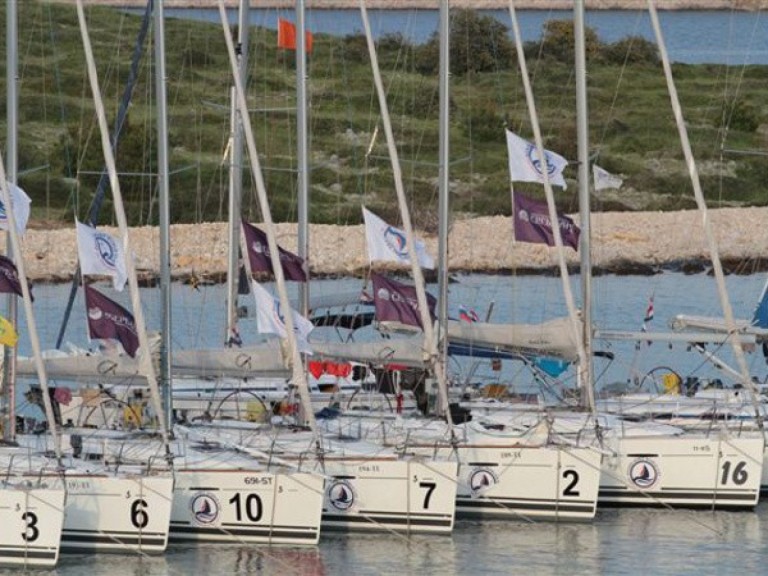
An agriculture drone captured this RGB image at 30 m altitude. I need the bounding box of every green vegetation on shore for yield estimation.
[2,3,766,230]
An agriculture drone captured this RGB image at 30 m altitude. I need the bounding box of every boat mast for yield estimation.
[507,1,592,412]
[55,0,153,350]
[154,0,173,428]
[574,0,595,412]
[0,168,62,462]
[647,0,763,432]
[225,0,249,346]
[75,0,171,452]
[436,0,450,381]
[297,0,310,317]
[217,0,319,436]
[359,0,453,424]
[2,0,18,443]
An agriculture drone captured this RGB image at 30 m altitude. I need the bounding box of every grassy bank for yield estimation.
[1,2,766,231]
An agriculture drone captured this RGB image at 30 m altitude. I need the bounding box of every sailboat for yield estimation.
[454,0,764,511]
[181,0,459,536]
[314,0,603,524]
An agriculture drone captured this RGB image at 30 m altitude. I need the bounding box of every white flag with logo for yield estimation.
[362,207,434,269]
[252,280,313,354]
[76,219,128,291]
[505,129,568,189]
[592,164,623,191]
[0,183,32,235]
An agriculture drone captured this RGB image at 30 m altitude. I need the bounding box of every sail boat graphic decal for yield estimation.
[629,459,660,489]
[191,493,220,525]
[328,480,356,511]
[469,469,498,494]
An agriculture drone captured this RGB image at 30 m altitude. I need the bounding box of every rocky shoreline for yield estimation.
[54,0,768,11]
[14,206,768,285]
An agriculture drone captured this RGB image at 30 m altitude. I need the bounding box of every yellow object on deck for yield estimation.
[662,372,681,395]
[246,401,266,422]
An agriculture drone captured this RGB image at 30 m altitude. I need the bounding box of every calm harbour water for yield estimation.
[9,272,768,574]
[145,8,768,65]
[43,506,768,575]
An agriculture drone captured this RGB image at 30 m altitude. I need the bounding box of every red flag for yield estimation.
[277,18,313,54]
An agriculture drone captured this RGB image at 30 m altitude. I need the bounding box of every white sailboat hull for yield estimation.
[599,435,763,509]
[438,444,600,522]
[0,484,65,568]
[318,459,457,534]
[169,470,323,545]
[58,473,173,554]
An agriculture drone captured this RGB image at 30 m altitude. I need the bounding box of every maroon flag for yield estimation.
[513,193,580,251]
[84,284,139,357]
[371,272,436,330]
[242,219,307,282]
[0,254,32,301]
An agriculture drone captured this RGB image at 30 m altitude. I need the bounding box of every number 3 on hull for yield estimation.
[0,485,65,569]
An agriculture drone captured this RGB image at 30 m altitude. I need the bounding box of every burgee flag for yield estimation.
[252,280,314,354]
[76,220,128,291]
[592,164,623,191]
[277,18,314,54]
[242,219,307,282]
[0,254,32,301]
[84,284,139,357]
[371,272,436,330]
[0,183,31,235]
[0,315,18,347]
[506,130,568,189]
[513,193,580,251]
[363,207,434,270]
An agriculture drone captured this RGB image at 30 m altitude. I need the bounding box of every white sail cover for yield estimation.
[15,350,142,383]
[312,338,429,368]
[172,340,290,377]
[447,317,579,361]
[16,340,291,382]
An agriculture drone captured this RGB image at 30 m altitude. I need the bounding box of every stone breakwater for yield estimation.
[52,0,768,11]
[14,206,768,284]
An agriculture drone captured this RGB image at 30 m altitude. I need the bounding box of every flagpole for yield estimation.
[575,0,595,413]
[0,156,62,463]
[2,0,18,443]
[154,0,174,434]
[508,181,515,245]
[225,0,249,347]
[296,0,310,318]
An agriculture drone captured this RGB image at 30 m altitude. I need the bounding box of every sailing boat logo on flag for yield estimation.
[272,299,286,327]
[526,143,560,179]
[95,234,119,270]
[384,226,408,258]
[87,306,103,321]
[506,130,568,189]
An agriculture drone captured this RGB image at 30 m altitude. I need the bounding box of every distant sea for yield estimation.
[133,8,768,64]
